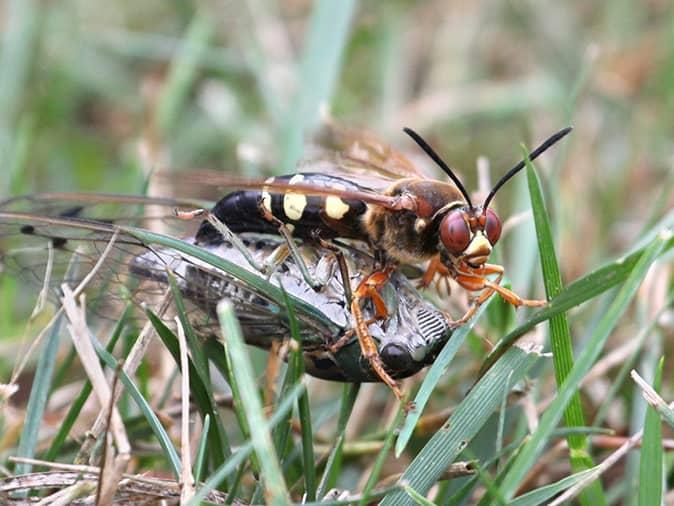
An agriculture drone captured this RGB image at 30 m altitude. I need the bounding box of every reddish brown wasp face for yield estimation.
[439,207,502,268]
[405,126,570,271]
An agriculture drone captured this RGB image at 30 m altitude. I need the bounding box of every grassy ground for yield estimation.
[0,1,673,504]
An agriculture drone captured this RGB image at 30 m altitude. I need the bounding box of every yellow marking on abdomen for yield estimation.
[283,174,307,221]
[261,177,274,214]
[325,195,350,220]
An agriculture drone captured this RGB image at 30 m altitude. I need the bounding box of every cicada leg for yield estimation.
[257,203,323,290]
[449,263,547,328]
[316,237,352,305]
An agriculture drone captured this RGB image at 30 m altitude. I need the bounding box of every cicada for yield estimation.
[0,194,451,383]
[167,123,571,398]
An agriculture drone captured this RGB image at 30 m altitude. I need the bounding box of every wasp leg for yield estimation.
[448,263,547,328]
[176,209,268,273]
[349,269,403,401]
[418,254,450,289]
[257,204,323,290]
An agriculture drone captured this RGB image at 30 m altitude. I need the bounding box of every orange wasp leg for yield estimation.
[447,263,547,328]
[418,254,450,289]
[329,268,403,401]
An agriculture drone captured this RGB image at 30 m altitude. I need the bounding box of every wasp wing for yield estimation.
[310,121,432,181]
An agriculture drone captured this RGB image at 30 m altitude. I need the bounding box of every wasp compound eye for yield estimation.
[380,343,413,372]
[484,208,502,245]
[440,211,471,255]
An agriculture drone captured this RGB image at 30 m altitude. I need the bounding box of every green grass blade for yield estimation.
[217,301,291,505]
[279,0,356,169]
[297,382,316,501]
[275,285,316,500]
[396,300,492,456]
[638,357,664,506]
[359,406,405,505]
[166,269,210,383]
[509,467,600,506]
[273,286,304,460]
[125,226,338,337]
[497,232,669,501]
[402,484,437,506]
[156,13,213,136]
[188,382,305,506]
[317,383,360,498]
[90,336,182,478]
[524,147,604,506]
[194,414,211,484]
[14,319,62,476]
[146,308,232,470]
[381,344,541,505]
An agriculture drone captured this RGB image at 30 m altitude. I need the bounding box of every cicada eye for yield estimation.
[484,208,502,245]
[440,211,471,255]
[381,343,412,372]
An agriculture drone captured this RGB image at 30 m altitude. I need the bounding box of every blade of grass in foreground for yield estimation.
[276,286,316,500]
[193,414,211,484]
[497,231,669,501]
[217,301,291,505]
[381,343,541,505]
[396,300,492,456]
[638,357,664,506]
[524,149,604,506]
[317,383,360,499]
[187,382,306,506]
[508,467,600,506]
[125,226,338,335]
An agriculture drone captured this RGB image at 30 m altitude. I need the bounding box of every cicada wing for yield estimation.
[0,206,338,349]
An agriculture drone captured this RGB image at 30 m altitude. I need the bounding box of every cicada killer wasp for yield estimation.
[170,123,572,401]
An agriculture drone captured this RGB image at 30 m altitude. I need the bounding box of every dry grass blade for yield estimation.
[176,316,196,503]
[60,285,130,460]
[76,292,171,463]
[0,469,232,504]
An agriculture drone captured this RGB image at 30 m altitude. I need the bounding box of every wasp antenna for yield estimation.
[403,127,473,208]
[483,127,573,210]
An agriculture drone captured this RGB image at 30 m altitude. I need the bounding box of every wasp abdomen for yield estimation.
[196,173,370,244]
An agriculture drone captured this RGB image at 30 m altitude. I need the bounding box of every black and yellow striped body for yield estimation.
[195,173,370,244]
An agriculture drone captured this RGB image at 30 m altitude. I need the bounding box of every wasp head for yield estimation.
[404,126,572,268]
[439,206,501,268]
